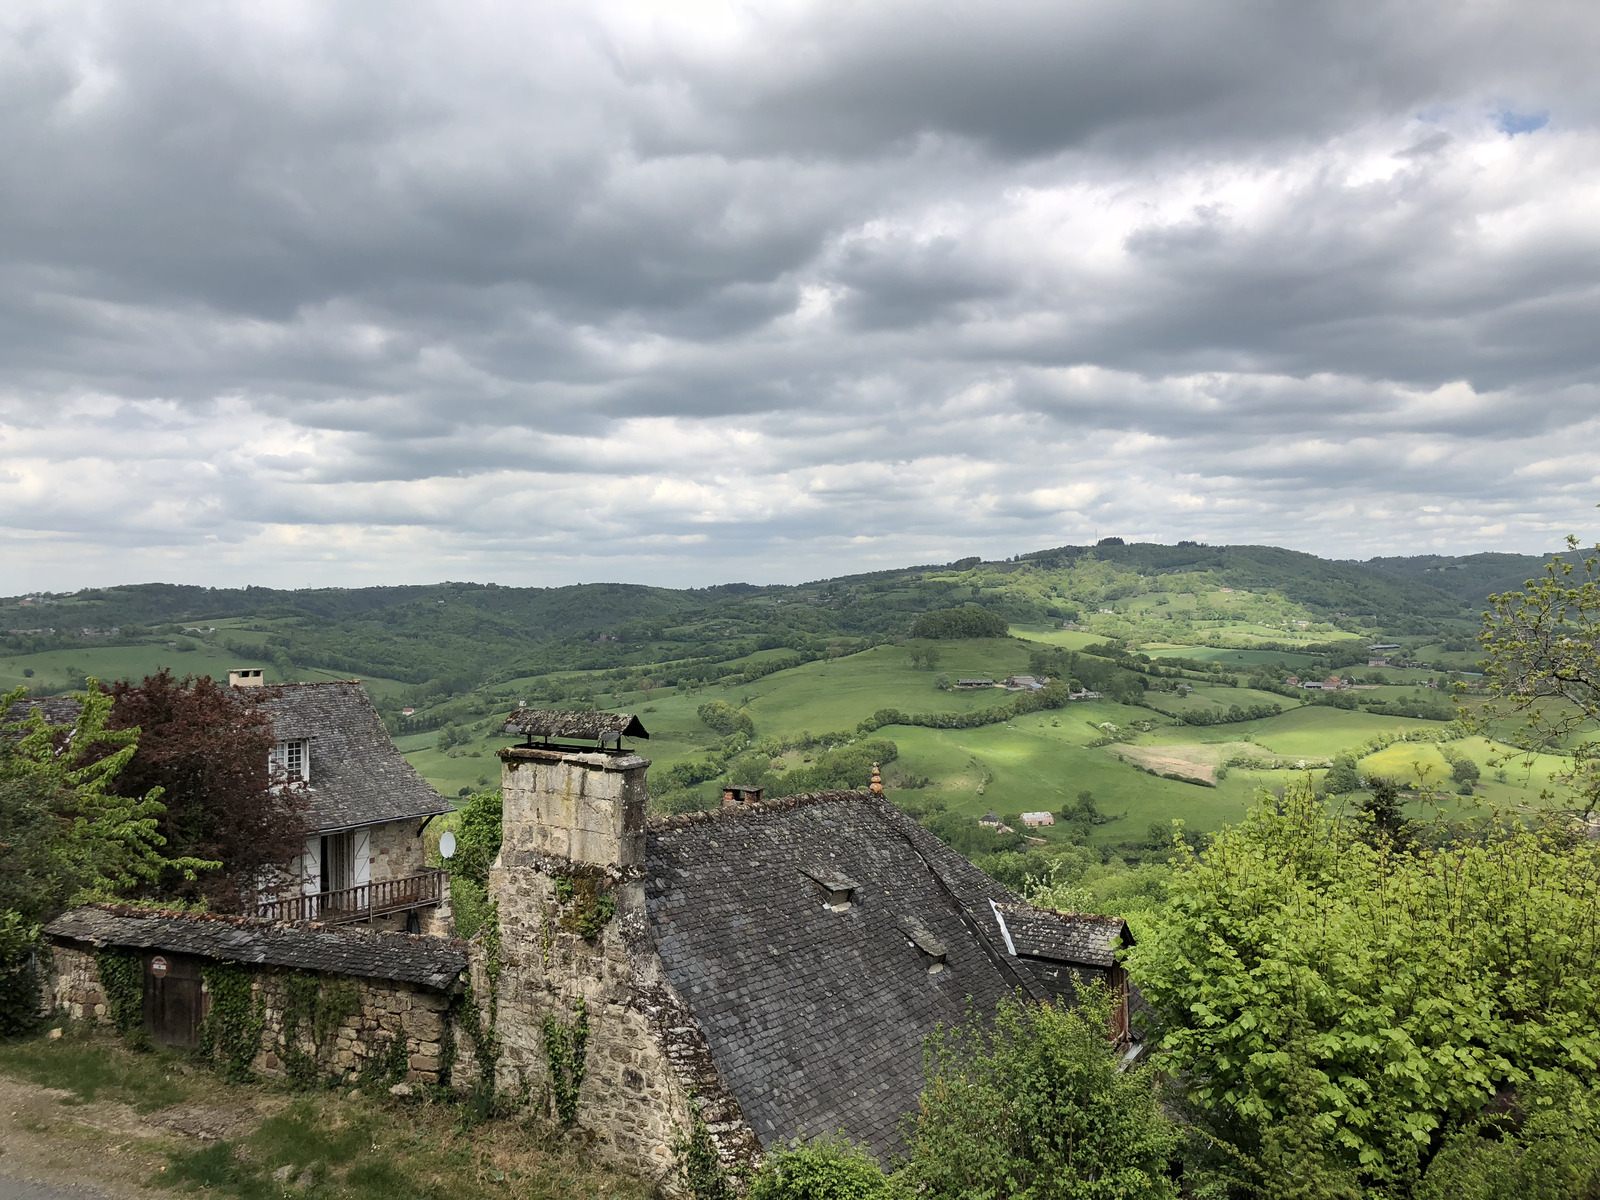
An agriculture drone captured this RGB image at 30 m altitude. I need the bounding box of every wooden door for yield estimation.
[143,952,205,1050]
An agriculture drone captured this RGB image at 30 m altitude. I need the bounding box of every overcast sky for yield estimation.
[2,0,1597,592]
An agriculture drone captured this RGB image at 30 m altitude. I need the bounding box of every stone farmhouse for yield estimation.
[235,673,454,935]
[43,703,1139,1187]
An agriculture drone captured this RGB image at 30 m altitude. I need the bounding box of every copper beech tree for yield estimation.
[102,670,310,911]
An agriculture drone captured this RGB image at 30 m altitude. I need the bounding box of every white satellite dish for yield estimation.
[439,831,456,860]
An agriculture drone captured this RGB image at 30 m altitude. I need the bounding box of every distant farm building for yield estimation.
[1021,812,1055,828]
[957,678,997,689]
[1004,675,1045,691]
[978,812,1003,828]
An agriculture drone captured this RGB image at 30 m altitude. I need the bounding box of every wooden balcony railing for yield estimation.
[257,868,446,925]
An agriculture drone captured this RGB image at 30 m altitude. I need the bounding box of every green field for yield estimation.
[6,541,1583,849]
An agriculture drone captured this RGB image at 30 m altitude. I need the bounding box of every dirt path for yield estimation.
[0,1073,271,1200]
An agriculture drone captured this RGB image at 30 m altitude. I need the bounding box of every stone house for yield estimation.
[237,674,454,935]
[481,709,1141,1179]
[43,906,471,1085]
[42,705,1139,1190]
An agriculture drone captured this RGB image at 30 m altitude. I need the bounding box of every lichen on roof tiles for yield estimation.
[44,904,466,990]
[501,708,649,742]
[643,790,1129,1160]
[257,681,451,832]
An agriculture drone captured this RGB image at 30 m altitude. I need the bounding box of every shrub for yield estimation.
[697,701,755,738]
[901,988,1178,1200]
[1131,783,1600,1193]
[748,1136,904,1200]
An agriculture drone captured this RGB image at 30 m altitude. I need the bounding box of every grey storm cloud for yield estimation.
[1,0,1598,591]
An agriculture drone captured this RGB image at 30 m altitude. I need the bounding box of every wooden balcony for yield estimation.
[257,868,446,925]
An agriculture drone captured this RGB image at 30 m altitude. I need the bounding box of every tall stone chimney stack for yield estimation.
[497,745,649,867]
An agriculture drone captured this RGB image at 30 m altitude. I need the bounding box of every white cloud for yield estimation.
[0,0,1597,591]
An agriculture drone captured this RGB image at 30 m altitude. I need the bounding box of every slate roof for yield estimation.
[501,708,649,743]
[258,682,451,833]
[996,904,1129,969]
[3,697,84,730]
[644,791,1129,1160]
[45,905,466,990]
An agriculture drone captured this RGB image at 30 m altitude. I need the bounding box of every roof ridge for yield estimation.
[647,787,869,830]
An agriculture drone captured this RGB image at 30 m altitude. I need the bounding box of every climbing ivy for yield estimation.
[356,1029,411,1093]
[279,971,360,1090]
[198,962,265,1082]
[552,873,617,942]
[95,948,149,1049]
[436,1000,457,1091]
[541,995,589,1126]
[675,1106,734,1200]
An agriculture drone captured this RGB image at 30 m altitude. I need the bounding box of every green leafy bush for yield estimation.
[697,700,755,738]
[748,1136,904,1200]
[1131,783,1600,1193]
[900,987,1177,1200]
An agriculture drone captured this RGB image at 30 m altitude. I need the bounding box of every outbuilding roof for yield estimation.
[644,791,1130,1159]
[44,905,466,990]
[258,682,451,833]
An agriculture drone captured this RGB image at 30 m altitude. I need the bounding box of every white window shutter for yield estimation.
[353,827,371,886]
[300,836,321,897]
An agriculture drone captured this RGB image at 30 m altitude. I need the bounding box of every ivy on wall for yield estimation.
[542,995,589,1126]
[94,948,148,1049]
[198,962,265,1082]
[279,971,360,1090]
[552,873,616,941]
[675,1106,734,1200]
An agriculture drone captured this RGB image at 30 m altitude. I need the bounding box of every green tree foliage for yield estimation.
[1,684,214,1031]
[1416,1073,1600,1199]
[909,606,1010,640]
[2,683,214,910]
[907,644,942,671]
[1474,535,1600,813]
[442,788,501,938]
[900,987,1178,1200]
[1130,783,1600,1194]
[697,700,755,738]
[1323,753,1363,795]
[748,1137,907,1200]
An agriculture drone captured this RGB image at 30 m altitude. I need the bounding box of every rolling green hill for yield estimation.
[1360,550,1564,606]
[9,539,1573,849]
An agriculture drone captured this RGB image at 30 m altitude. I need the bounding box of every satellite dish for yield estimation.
[439,831,456,860]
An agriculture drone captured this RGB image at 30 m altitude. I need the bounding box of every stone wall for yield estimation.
[49,944,107,1022]
[476,746,760,1189]
[369,818,430,884]
[46,944,473,1089]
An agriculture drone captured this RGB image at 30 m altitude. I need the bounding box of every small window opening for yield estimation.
[273,739,309,783]
[900,915,948,974]
[801,866,858,912]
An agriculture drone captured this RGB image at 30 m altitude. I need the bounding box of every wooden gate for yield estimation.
[142,952,205,1049]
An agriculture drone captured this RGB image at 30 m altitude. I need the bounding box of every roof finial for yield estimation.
[870,762,883,794]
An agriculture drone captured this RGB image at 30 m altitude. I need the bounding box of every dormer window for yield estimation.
[900,916,948,974]
[273,739,309,783]
[802,866,858,913]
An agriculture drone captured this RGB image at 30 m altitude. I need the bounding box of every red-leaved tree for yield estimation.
[103,671,310,911]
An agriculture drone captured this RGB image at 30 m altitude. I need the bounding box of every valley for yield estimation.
[1,541,1570,852]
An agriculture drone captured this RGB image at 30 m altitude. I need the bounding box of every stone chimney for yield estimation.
[228,668,265,688]
[498,745,650,867]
